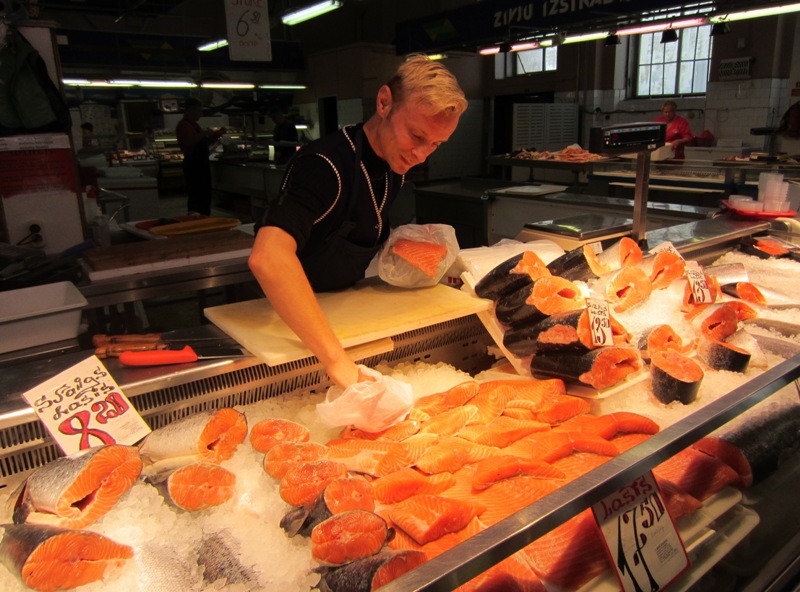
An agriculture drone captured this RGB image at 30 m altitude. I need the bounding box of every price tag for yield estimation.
[586,298,614,347]
[587,240,603,255]
[684,261,712,304]
[21,356,151,456]
[593,472,690,592]
[648,241,683,257]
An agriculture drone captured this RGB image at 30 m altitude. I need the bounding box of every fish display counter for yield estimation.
[1,221,800,591]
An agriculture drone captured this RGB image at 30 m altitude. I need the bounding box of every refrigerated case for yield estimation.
[1,221,799,591]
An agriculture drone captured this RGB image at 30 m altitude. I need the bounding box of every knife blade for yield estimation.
[118,345,250,366]
[93,325,234,347]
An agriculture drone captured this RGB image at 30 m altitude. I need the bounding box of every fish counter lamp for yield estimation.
[589,122,668,246]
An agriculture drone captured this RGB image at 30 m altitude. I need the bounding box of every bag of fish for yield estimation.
[377,224,459,288]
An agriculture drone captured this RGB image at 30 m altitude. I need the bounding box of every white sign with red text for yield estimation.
[592,472,690,592]
[22,356,151,456]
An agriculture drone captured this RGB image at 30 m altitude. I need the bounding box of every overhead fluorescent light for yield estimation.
[562,32,609,44]
[712,2,800,22]
[63,78,91,85]
[281,0,342,26]
[479,46,501,55]
[258,84,307,90]
[617,17,707,36]
[426,53,447,60]
[295,123,309,130]
[201,82,255,89]
[114,79,198,88]
[510,41,539,52]
[198,39,229,52]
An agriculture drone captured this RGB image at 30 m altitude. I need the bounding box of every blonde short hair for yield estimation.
[387,54,467,117]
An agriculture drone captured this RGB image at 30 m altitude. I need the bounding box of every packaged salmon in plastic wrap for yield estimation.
[316,366,413,432]
[377,224,459,288]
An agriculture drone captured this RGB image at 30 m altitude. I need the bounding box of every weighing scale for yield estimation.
[515,213,633,250]
[513,123,666,248]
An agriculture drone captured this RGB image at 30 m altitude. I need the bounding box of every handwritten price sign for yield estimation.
[593,472,689,592]
[587,298,613,347]
[224,0,272,62]
[685,261,712,305]
[22,356,151,456]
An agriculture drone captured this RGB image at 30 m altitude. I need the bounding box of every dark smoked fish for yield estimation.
[474,250,551,301]
[530,346,642,390]
[504,308,629,357]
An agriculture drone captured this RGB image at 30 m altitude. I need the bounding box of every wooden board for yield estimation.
[203,278,491,366]
[82,230,254,271]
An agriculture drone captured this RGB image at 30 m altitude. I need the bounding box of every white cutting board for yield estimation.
[204,278,491,366]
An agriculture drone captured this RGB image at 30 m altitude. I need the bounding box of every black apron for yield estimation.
[302,128,392,292]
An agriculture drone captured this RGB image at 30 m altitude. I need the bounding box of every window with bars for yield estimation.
[494,47,558,79]
[636,25,711,96]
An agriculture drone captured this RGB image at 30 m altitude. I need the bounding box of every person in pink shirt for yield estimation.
[654,100,693,159]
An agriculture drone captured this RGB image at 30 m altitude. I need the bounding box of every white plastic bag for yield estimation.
[378,224,459,288]
[316,365,414,432]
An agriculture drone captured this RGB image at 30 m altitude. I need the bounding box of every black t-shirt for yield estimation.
[261,125,403,258]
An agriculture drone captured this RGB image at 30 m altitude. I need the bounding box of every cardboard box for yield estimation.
[0,281,87,353]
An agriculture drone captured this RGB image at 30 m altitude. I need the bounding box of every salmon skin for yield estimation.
[649,350,704,404]
[722,281,797,308]
[474,250,550,301]
[503,308,629,356]
[313,548,427,592]
[530,346,642,390]
[495,276,585,327]
[197,530,258,586]
[545,244,595,282]
[0,523,133,592]
[740,237,791,259]
[138,407,247,476]
[12,445,142,530]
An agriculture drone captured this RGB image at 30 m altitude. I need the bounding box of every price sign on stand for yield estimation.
[685,261,712,305]
[22,356,151,456]
[586,298,614,347]
[593,472,690,592]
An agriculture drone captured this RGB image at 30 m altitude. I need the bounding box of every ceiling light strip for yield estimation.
[281,0,342,26]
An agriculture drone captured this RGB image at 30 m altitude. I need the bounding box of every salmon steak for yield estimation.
[264,441,329,480]
[249,417,310,453]
[281,476,376,537]
[311,510,394,565]
[161,463,236,511]
[0,523,133,592]
[638,323,690,361]
[138,407,247,475]
[14,445,142,530]
[584,236,642,277]
[603,265,653,313]
[638,249,686,289]
[391,238,448,278]
[650,349,704,405]
[279,460,349,507]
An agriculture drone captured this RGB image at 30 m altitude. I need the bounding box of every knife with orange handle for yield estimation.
[118,345,250,366]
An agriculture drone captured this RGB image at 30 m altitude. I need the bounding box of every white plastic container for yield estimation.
[0,281,87,354]
[764,200,791,213]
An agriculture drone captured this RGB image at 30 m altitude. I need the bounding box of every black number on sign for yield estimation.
[237,11,251,37]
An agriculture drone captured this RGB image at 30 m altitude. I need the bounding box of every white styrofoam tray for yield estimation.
[0,281,87,353]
